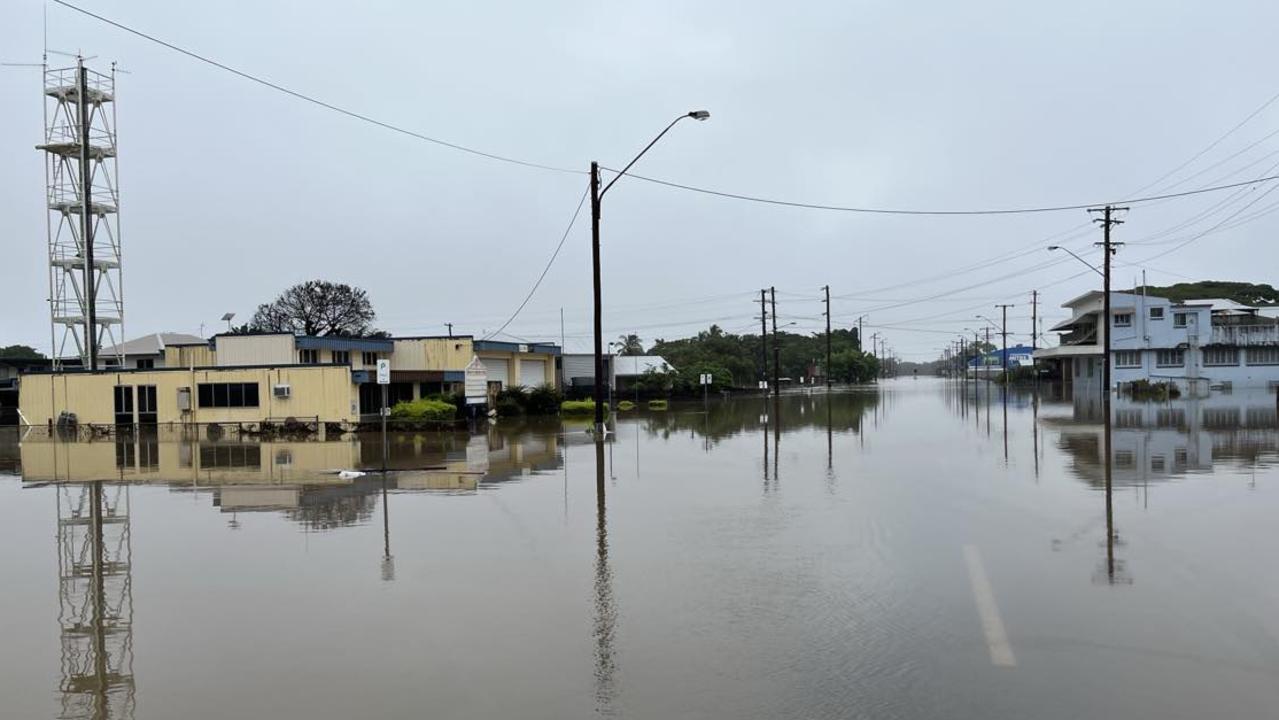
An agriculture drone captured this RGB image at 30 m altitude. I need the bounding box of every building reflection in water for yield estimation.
[1048,389,1279,585]
[57,481,135,719]
[20,425,562,533]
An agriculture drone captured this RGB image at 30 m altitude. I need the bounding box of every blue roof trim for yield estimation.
[473,340,561,356]
[443,371,465,382]
[296,336,394,352]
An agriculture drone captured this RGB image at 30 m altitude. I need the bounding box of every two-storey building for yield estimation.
[1035,291,1279,391]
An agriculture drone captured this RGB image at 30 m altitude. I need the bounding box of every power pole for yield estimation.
[1030,290,1039,353]
[78,59,98,370]
[1089,204,1127,573]
[445,322,454,338]
[770,287,780,396]
[822,285,831,390]
[995,304,1015,376]
[858,316,864,351]
[590,161,605,434]
[1089,206,1126,400]
[870,332,881,379]
[759,289,769,387]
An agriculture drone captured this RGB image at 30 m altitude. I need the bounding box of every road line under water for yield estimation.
[963,544,1017,667]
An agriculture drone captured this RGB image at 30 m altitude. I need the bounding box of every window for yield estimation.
[1113,313,1133,327]
[1203,347,1239,366]
[1151,455,1166,472]
[136,357,155,369]
[332,350,350,365]
[1115,450,1134,469]
[1150,307,1165,320]
[196,382,260,408]
[1114,350,1141,368]
[362,351,379,366]
[1246,347,1279,365]
[199,444,262,469]
[1174,448,1188,468]
[299,349,319,364]
[1155,349,1184,367]
[1173,312,1188,328]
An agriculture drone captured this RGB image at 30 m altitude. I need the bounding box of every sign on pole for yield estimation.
[376,359,391,385]
[699,373,713,386]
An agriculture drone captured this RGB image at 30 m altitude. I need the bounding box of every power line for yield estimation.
[482,186,589,341]
[55,1,1279,219]
[606,167,1279,216]
[52,0,582,175]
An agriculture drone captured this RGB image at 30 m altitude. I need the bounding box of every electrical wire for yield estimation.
[52,0,583,175]
[481,185,589,340]
[607,167,1279,216]
[56,0,1279,218]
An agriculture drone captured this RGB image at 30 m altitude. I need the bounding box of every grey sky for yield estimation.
[3,1,1278,360]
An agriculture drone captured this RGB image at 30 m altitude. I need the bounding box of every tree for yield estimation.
[616,333,645,356]
[250,281,380,337]
[0,344,45,359]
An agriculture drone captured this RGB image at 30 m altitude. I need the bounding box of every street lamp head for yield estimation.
[687,110,711,121]
[1046,245,1061,251]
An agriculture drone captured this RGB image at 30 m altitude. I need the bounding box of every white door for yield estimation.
[480,358,509,387]
[519,359,547,387]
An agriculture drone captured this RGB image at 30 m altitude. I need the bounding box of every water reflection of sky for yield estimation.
[4,382,1279,719]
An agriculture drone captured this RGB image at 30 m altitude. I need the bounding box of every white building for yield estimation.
[101,332,208,369]
[1035,291,1279,391]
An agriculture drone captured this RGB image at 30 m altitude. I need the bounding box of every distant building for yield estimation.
[100,332,208,369]
[1035,291,1279,391]
[612,355,675,392]
[968,344,1034,377]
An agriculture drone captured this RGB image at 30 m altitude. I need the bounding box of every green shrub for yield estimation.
[617,400,636,411]
[561,400,599,415]
[1125,379,1181,401]
[388,398,456,423]
[524,383,564,415]
[647,399,668,410]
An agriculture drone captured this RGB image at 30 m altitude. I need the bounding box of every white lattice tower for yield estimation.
[39,58,124,369]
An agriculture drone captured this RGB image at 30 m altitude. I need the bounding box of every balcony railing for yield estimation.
[1061,327,1098,346]
[1210,324,1279,346]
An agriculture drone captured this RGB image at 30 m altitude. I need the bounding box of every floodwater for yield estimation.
[2,378,1279,719]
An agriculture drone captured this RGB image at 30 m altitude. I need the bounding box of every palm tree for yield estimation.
[616,334,645,356]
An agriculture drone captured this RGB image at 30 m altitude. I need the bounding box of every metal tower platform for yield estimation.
[40,60,125,369]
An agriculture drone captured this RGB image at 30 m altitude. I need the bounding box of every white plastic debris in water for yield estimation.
[337,470,366,479]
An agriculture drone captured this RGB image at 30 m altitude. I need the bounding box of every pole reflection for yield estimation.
[380,472,394,582]
[592,441,618,714]
[57,480,135,720]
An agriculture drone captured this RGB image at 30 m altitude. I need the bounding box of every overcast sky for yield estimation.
[3,0,1279,360]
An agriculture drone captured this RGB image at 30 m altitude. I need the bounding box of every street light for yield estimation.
[1047,246,1104,277]
[592,111,710,434]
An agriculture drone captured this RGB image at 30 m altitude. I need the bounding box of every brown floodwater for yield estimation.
[2,378,1278,719]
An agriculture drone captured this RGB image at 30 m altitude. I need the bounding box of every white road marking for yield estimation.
[963,544,1017,667]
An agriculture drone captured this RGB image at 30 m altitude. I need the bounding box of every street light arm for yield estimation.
[1048,246,1104,278]
[600,113,701,199]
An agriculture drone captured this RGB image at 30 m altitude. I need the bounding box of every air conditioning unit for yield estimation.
[273,384,292,399]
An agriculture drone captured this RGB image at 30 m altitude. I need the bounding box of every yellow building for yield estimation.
[18,365,358,427]
[17,332,561,427]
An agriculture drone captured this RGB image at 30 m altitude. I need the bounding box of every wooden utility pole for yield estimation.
[1089,204,1126,579]
[822,285,831,389]
[995,304,1015,376]
[1030,290,1039,353]
[590,161,605,433]
[759,289,768,388]
[770,287,780,396]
